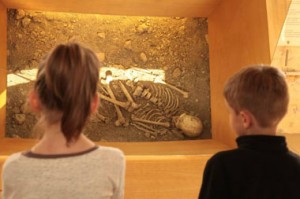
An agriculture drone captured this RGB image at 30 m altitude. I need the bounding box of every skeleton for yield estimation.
[97,68,202,138]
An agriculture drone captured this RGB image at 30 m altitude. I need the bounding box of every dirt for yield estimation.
[6,9,211,142]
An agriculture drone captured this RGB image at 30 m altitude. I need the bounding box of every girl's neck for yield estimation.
[31,122,95,155]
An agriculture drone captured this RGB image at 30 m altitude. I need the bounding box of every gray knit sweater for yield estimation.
[2,146,125,199]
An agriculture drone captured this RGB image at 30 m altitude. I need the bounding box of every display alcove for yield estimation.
[0,0,292,198]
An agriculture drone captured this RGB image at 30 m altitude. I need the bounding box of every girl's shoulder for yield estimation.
[95,146,125,159]
[2,152,24,173]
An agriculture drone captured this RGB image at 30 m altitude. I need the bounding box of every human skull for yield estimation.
[174,113,203,137]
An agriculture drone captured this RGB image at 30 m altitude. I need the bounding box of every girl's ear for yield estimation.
[28,90,41,112]
[90,93,99,114]
[239,110,253,129]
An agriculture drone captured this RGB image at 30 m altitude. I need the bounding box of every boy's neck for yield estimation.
[239,125,277,136]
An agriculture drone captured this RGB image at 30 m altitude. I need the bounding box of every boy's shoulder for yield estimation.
[206,148,247,167]
[212,148,242,158]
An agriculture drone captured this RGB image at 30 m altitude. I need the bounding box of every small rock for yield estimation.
[124,40,133,50]
[21,17,31,27]
[96,52,105,62]
[97,32,106,39]
[139,18,147,23]
[163,66,168,71]
[12,134,21,138]
[179,25,185,31]
[150,135,156,139]
[172,68,182,78]
[140,53,148,63]
[205,34,209,44]
[179,25,185,34]
[28,12,37,18]
[136,23,149,34]
[15,114,26,125]
[21,103,30,113]
[45,15,54,21]
[32,15,44,23]
[12,107,20,114]
[16,10,26,20]
[145,132,151,138]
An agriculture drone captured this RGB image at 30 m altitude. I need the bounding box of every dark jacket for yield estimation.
[199,135,300,199]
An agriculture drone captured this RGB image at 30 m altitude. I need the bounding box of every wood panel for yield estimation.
[0,138,230,156]
[125,155,208,199]
[0,154,210,198]
[0,1,6,139]
[208,0,272,147]
[1,0,221,17]
[266,0,291,61]
[0,156,5,193]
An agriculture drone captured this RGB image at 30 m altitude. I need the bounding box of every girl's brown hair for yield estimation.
[223,65,289,127]
[35,42,100,144]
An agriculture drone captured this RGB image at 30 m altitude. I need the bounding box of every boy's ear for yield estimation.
[90,93,99,114]
[28,90,41,112]
[239,110,252,129]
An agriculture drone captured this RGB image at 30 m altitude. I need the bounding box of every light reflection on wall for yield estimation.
[100,67,165,85]
[7,69,36,87]
[0,90,6,109]
[7,67,166,87]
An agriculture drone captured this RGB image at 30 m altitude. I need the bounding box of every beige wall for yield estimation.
[270,0,300,137]
[0,1,6,138]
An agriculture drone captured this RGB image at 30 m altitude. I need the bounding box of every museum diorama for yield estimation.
[0,0,295,199]
[5,10,211,142]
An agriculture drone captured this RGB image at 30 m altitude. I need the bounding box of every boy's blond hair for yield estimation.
[223,65,289,127]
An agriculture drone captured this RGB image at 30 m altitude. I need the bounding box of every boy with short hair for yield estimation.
[199,65,300,199]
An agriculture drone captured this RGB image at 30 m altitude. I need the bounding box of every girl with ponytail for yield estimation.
[2,42,125,199]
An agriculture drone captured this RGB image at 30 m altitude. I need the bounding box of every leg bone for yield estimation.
[119,81,140,112]
[131,115,170,128]
[106,84,127,126]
